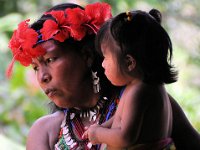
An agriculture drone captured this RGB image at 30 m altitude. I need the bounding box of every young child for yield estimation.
[83,9,177,150]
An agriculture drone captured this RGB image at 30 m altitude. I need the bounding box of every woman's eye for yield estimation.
[46,57,56,64]
[33,66,39,71]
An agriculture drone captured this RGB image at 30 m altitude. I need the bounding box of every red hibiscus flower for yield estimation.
[66,7,89,40]
[29,45,46,58]
[8,19,38,66]
[85,2,112,33]
[41,10,70,42]
[7,19,45,78]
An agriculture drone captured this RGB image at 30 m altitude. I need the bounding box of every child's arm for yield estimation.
[82,117,114,144]
[83,87,147,147]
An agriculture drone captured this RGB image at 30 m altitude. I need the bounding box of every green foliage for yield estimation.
[0,134,25,150]
[0,64,48,145]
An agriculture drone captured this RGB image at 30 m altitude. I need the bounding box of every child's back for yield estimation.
[109,82,173,149]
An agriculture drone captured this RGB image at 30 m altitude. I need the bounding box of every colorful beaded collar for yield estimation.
[55,96,119,150]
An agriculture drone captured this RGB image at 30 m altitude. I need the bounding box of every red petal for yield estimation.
[22,28,38,49]
[6,56,16,79]
[85,2,112,29]
[29,45,46,57]
[15,49,32,66]
[54,29,70,42]
[41,20,59,40]
[66,8,88,25]
[8,30,21,52]
[18,19,30,31]
[70,25,86,41]
[48,10,66,25]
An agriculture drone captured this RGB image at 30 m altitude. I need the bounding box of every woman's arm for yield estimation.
[26,111,64,150]
[26,116,51,150]
[169,95,200,150]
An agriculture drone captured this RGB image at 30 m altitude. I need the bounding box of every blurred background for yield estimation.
[0,0,199,149]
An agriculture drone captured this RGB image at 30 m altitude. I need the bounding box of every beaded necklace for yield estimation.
[55,96,119,150]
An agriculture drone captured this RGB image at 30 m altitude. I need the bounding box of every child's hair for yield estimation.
[96,9,178,84]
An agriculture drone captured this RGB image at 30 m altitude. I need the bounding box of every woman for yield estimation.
[7,2,200,150]
[8,3,119,150]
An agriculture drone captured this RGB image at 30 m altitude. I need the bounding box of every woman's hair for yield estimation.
[96,9,178,85]
[31,3,120,112]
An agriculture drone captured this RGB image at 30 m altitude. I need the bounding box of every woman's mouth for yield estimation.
[45,88,57,98]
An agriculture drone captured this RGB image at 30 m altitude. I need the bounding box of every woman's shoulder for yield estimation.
[31,110,64,129]
[26,111,65,150]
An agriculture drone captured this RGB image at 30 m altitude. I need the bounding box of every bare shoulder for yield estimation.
[122,83,166,109]
[122,82,147,103]
[26,111,65,150]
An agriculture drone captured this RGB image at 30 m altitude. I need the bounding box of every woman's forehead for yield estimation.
[39,40,58,52]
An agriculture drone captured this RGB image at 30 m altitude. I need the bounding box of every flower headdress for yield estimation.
[6,2,112,78]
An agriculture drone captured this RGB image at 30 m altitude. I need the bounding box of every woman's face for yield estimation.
[32,40,89,108]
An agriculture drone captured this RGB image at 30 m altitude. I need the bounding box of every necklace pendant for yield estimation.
[70,142,77,149]
[83,112,87,118]
[103,96,108,101]
[92,115,97,121]
[80,112,83,118]
[89,111,96,121]
[70,112,75,120]
[63,133,70,138]
[87,142,93,149]
[63,126,69,134]
[65,135,71,142]
[96,105,100,110]
[66,138,74,145]
[61,114,67,128]
[86,110,90,117]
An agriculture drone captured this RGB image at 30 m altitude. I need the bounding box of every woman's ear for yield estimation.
[125,54,136,71]
[81,48,94,67]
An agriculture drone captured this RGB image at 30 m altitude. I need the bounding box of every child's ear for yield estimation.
[125,54,136,71]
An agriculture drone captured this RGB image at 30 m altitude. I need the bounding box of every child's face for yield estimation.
[101,44,127,86]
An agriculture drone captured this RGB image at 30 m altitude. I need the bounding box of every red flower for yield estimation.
[7,19,46,78]
[8,19,38,66]
[41,10,70,42]
[29,45,46,58]
[66,7,89,40]
[40,2,112,42]
[66,8,88,25]
[85,2,112,32]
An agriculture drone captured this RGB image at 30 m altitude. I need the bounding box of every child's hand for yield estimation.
[82,127,89,140]
[82,124,100,145]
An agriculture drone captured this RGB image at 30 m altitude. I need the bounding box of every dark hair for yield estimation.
[96,9,178,85]
[31,3,120,112]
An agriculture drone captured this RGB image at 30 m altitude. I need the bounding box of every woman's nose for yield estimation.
[41,73,51,83]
